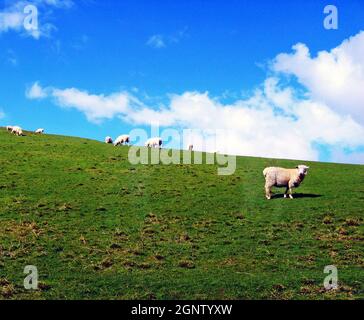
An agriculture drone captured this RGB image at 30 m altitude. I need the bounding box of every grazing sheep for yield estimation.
[263,165,310,200]
[105,136,113,144]
[145,137,162,148]
[114,135,130,146]
[6,126,13,132]
[35,128,44,134]
[188,144,193,151]
[11,126,23,136]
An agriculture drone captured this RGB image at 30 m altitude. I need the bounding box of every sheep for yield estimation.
[145,137,162,148]
[6,126,13,132]
[105,136,113,144]
[114,135,130,146]
[11,126,23,136]
[35,128,44,134]
[188,144,193,151]
[263,165,310,200]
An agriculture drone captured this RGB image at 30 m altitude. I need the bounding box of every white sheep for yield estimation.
[35,128,44,134]
[145,137,162,148]
[105,136,113,144]
[11,126,23,136]
[114,135,130,146]
[263,165,310,200]
[6,126,13,132]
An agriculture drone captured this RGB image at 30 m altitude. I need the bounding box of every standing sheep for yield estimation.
[145,137,162,148]
[263,165,310,200]
[35,128,44,134]
[105,136,113,144]
[11,126,23,136]
[114,135,130,146]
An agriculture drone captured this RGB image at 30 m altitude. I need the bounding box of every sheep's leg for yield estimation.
[288,183,294,199]
[284,187,289,198]
[289,188,294,199]
[265,184,272,200]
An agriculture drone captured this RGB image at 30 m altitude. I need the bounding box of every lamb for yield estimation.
[11,126,23,136]
[105,136,113,144]
[35,128,44,134]
[6,126,13,132]
[145,137,162,148]
[263,165,310,200]
[114,135,130,146]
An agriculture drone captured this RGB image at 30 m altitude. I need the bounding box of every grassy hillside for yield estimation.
[0,128,363,300]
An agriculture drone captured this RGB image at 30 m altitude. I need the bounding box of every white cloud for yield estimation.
[0,10,24,33]
[26,81,48,99]
[26,82,142,123]
[124,78,364,161]
[52,88,133,123]
[27,78,364,163]
[26,31,364,164]
[273,31,364,125]
[0,0,73,39]
[146,35,166,49]
[0,109,5,119]
[146,28,189,49]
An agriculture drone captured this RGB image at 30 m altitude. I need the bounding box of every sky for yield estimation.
[1,0,364,164]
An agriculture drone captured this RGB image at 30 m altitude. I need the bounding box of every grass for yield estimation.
[0,128,363,300]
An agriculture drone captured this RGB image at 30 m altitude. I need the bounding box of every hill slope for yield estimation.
[0,129,363,300]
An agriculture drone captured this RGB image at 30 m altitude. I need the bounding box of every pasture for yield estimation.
[0,129,363,299]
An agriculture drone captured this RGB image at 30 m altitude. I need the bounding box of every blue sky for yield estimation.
[1,0,364,163]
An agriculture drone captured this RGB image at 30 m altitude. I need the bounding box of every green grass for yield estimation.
[0,128,363,300]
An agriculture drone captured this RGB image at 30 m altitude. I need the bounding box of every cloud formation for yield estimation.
[273,31,364,125]
[27,77,364,162]
[26,31,364,164]
[26,81,48,99]
[146,28,189,49]
[146,35,166,49]
[26,83,142,123]
[0,0,73,39]
[124,78,364,161]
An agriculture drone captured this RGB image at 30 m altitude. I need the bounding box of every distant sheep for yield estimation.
[114,135,130,146]
[263,165,310,200]
[105,136,113,144]
[188,144,193,151]
[35,128,44,134]
[11,126,23,136]
[145,137,162,148]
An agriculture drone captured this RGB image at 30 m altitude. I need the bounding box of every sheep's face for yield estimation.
[297,165,309,176]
